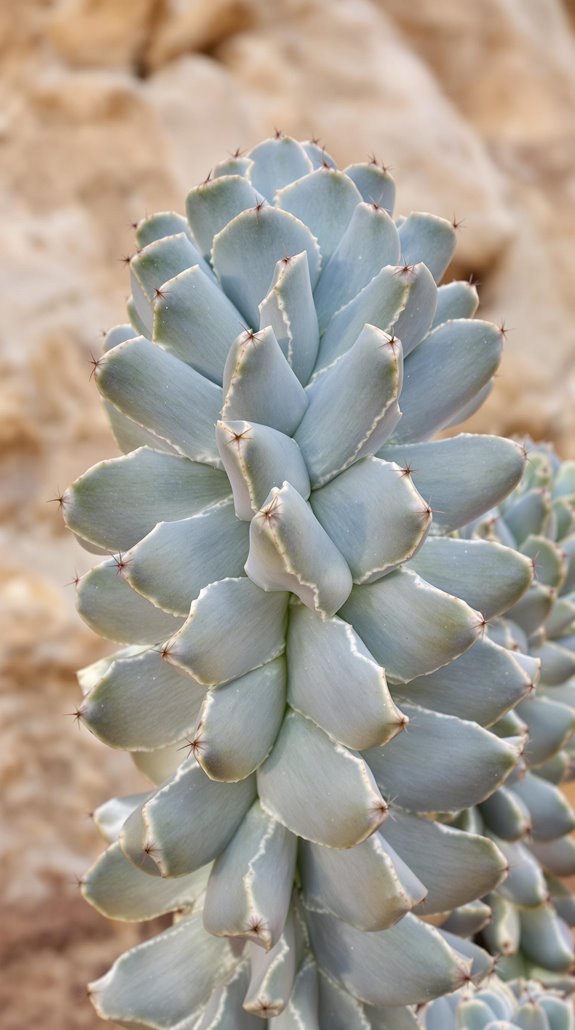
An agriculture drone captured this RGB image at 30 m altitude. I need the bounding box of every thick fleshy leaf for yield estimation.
[441,900,492,937]
[378,435,526,533]
[299,831,426,931]
[168,578,288,686]
[340,567,481,683]
[315,265,409,372]
[216,420,310,520]
[313,203,401,329]
[197,962,260,1030]
[295,324,403,488]
[203,801,296,950]
[398,212,456,282]
[93,794,147,844]
[64,448,230,552]
[520,534,566,590]
[520,905,574,973]
[365,1004,420,1029]
[82,648,206,751]
[185,175,265,257]
[518,695,575,766]
[545,594,575,637]
[502,488,551,545]
[311,457,429,583]
[131,744,182,787]
[345,162,395,213]
[510,772,575,841]
[135,211,192,250]
[131,232,213,332]
[89,913,235,1028]
[120,758,256,877]
[96,337,222,465]
[390,262,437,357]
[432,281,479,327]
[307,909,469,1007]
[482,894,521,957]
[277,168,361,262]
[437,931,493,985]
[302,140,337,170]
[479,785,532,840]
[77,560,182,644]
[222,326,308,436]
[83,841,210,922]
[407,538,532,620]
[212,206,321,327]
[396,637,537,727]
[125,499,249,616]
[103,398,178,457]
[506,583,555,637]
[243,907,298,1017]
[494,838,548,907]
[381,812,507,914]
[272,957,319,1030]
[390,320,502,443]
[259,251,320,384]
[247,136,313,200]
[257,710,387,848]
[530,640,575,686]
[444,381,493,431]
[316,970,371,1030]
[529,835,575,877]
[246,482,352,616]
[195,658,286,781]
[153,264,245,384]
[286,604,405,750]
[366,704,519,812]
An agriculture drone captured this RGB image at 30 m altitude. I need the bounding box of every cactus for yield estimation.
[422,975,574,1029]
[62,135,542,1026]
[458,447,575,986]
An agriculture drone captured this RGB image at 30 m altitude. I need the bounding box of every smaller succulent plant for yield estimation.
[422,975,574,1029]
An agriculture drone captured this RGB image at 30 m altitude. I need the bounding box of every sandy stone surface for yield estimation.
[1,1,574,1026]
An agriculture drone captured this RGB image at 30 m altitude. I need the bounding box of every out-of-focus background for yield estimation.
[1,1,575,1026]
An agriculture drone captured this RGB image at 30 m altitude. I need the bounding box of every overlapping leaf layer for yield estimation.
[62,136,547,1026]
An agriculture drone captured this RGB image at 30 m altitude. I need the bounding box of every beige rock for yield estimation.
[48,0,158,69]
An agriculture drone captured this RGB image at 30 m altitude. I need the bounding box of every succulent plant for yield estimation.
[457,447,575,986]
[62,135,540,1026]
[422,975,574,1029]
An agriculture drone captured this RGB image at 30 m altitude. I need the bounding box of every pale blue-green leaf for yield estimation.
[396,637,536,727]
[212,207,321,327]
[378,435,526,534]
[311,457,428,583]
[77,560,182,644]
[443,381,493,431]
[407,538,532,620]
[479,785,532,840]
[340,568,481,683]
[271,957,319,1029]
[216,420,310,520]
[168,578,288,687]
[502,489,551,546]
[221,326,308,435]
[277,168,361,262]
[506,584,555,637]
[259,251,320,384]
[302,140,337,169]
[96,337,222,465]
[121,758,256,877]
[482,894,521,959]
[531,640,575,686]
[344,163,395,213]
[196,962,260,1030]
[104,399,178,457]
[247,136,313,200]
[386,262,437,359]
[529,835,575,877]
[314,265,409,372]
[127,289,151,337]
[316,969,371,1030]
[494,838,548,907]
[195,658,286,781]
[83,841,209,921]
[64,448,230,552]
[441,899,492,937]
[135,212,192,249]
[520,535,566,590]
[313,203,400,329]
[245,483,352,617]
[365,704,520,812]
[520,905,574,973]
[510,772,575,842]
[295,325,403,488]
[131,744,182,786]
[93,794,147,844]
[104,324,137,352]
[432,281,479,327]
[545,594,575,637]
[243,907,298,1018]
[125,499,249,616]
[437,931,493,984]
[89,913,234,1029]
[306,909,469,1007]
[257,710,387,848]
[153,264,245,384]
[131,232,213,334]
[364,1003,420,1030]
[213,155,252,177]
[398,212,456,282]
[286,603,404,750]
[185,175,264,257]
[299,830,425,931]
[82,648,206,751]
[518,695,575,767]
[203,800,296,950]
[390,320,502,443]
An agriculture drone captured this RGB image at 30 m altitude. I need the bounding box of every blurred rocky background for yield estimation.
[1,0,575,1026]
